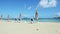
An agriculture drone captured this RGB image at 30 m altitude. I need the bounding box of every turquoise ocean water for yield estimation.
[22,18,60,22]
[2,18,60,22]
[23,18,60,22]
[38,18,60,22]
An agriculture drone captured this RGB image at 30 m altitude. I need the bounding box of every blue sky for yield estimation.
[0,0,60,18]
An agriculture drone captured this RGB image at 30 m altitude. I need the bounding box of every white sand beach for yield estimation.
[0,20,60,34]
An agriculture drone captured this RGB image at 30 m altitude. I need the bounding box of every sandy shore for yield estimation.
[0,20,60,34]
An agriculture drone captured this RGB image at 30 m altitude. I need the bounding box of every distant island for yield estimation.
[54,16,60,19]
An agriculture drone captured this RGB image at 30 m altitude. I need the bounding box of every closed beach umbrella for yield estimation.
[35,10,39,30]
[35,10,38,21]
[0,14,2,20]
[19,13,22,21]
[7,14,9,20]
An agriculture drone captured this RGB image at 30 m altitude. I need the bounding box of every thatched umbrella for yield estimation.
[35,10,38,21]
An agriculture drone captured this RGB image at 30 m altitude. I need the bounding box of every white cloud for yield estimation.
[37,0,57,8]
[27,6,32,10]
